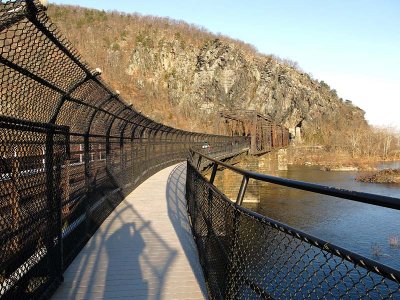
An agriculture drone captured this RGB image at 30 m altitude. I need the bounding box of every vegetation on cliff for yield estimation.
[47,5,399,162]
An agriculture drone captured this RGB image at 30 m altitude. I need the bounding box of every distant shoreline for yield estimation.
[356,169,400,184]
[288,145,400,173]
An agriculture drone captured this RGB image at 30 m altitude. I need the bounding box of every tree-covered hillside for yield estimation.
[47,4,399,159]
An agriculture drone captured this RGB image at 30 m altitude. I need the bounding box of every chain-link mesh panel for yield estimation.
[186,162,400,299]
[0,1,253,298]
[0,117,68,299]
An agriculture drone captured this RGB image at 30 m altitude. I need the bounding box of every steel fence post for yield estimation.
[45,127,63,282]
[84,134,91,237]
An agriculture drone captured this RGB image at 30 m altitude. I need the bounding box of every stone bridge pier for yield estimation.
[212,149,289,205]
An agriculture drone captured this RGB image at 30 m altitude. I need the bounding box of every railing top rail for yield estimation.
[190,149,400,211]
[190,163,400,284]
[187,159,400,299]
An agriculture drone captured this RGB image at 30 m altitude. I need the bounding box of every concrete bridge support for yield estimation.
[212,150,289,205]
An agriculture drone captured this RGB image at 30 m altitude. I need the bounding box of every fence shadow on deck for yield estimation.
[54,196,178,300]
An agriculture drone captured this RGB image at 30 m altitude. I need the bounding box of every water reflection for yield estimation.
[215,159,400,270]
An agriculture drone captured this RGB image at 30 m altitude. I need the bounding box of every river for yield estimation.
[240,161,400,270]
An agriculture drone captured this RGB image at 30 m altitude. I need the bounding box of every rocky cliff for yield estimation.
[48,5,366,138]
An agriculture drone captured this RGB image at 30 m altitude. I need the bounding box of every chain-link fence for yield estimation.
[0,1,254,298]
[0,117,68,299]
[187,152,400,299]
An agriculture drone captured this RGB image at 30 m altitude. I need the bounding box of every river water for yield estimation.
[241,161,400,270]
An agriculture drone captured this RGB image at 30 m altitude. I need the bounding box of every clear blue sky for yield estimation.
[50,0,400,128]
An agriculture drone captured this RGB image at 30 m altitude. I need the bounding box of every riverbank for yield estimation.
[288,146,399,172]
[356,169,400,184]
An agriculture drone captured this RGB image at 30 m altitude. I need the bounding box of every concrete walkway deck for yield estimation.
[53,163,207,300]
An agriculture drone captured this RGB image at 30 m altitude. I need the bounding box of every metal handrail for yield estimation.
[188,162,400,285]
[190,148,400,210]
[187,150,400,298]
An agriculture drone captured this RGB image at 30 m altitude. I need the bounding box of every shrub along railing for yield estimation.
[187,149,400,299]
[0,1,252,298]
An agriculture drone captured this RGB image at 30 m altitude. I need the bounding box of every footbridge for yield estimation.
[0,1,400,299]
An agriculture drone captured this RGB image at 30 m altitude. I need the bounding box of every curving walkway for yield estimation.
[53,163,207,300]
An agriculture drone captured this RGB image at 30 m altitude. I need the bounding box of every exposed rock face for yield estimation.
[125,38,364,133]
[48,5,366,136]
